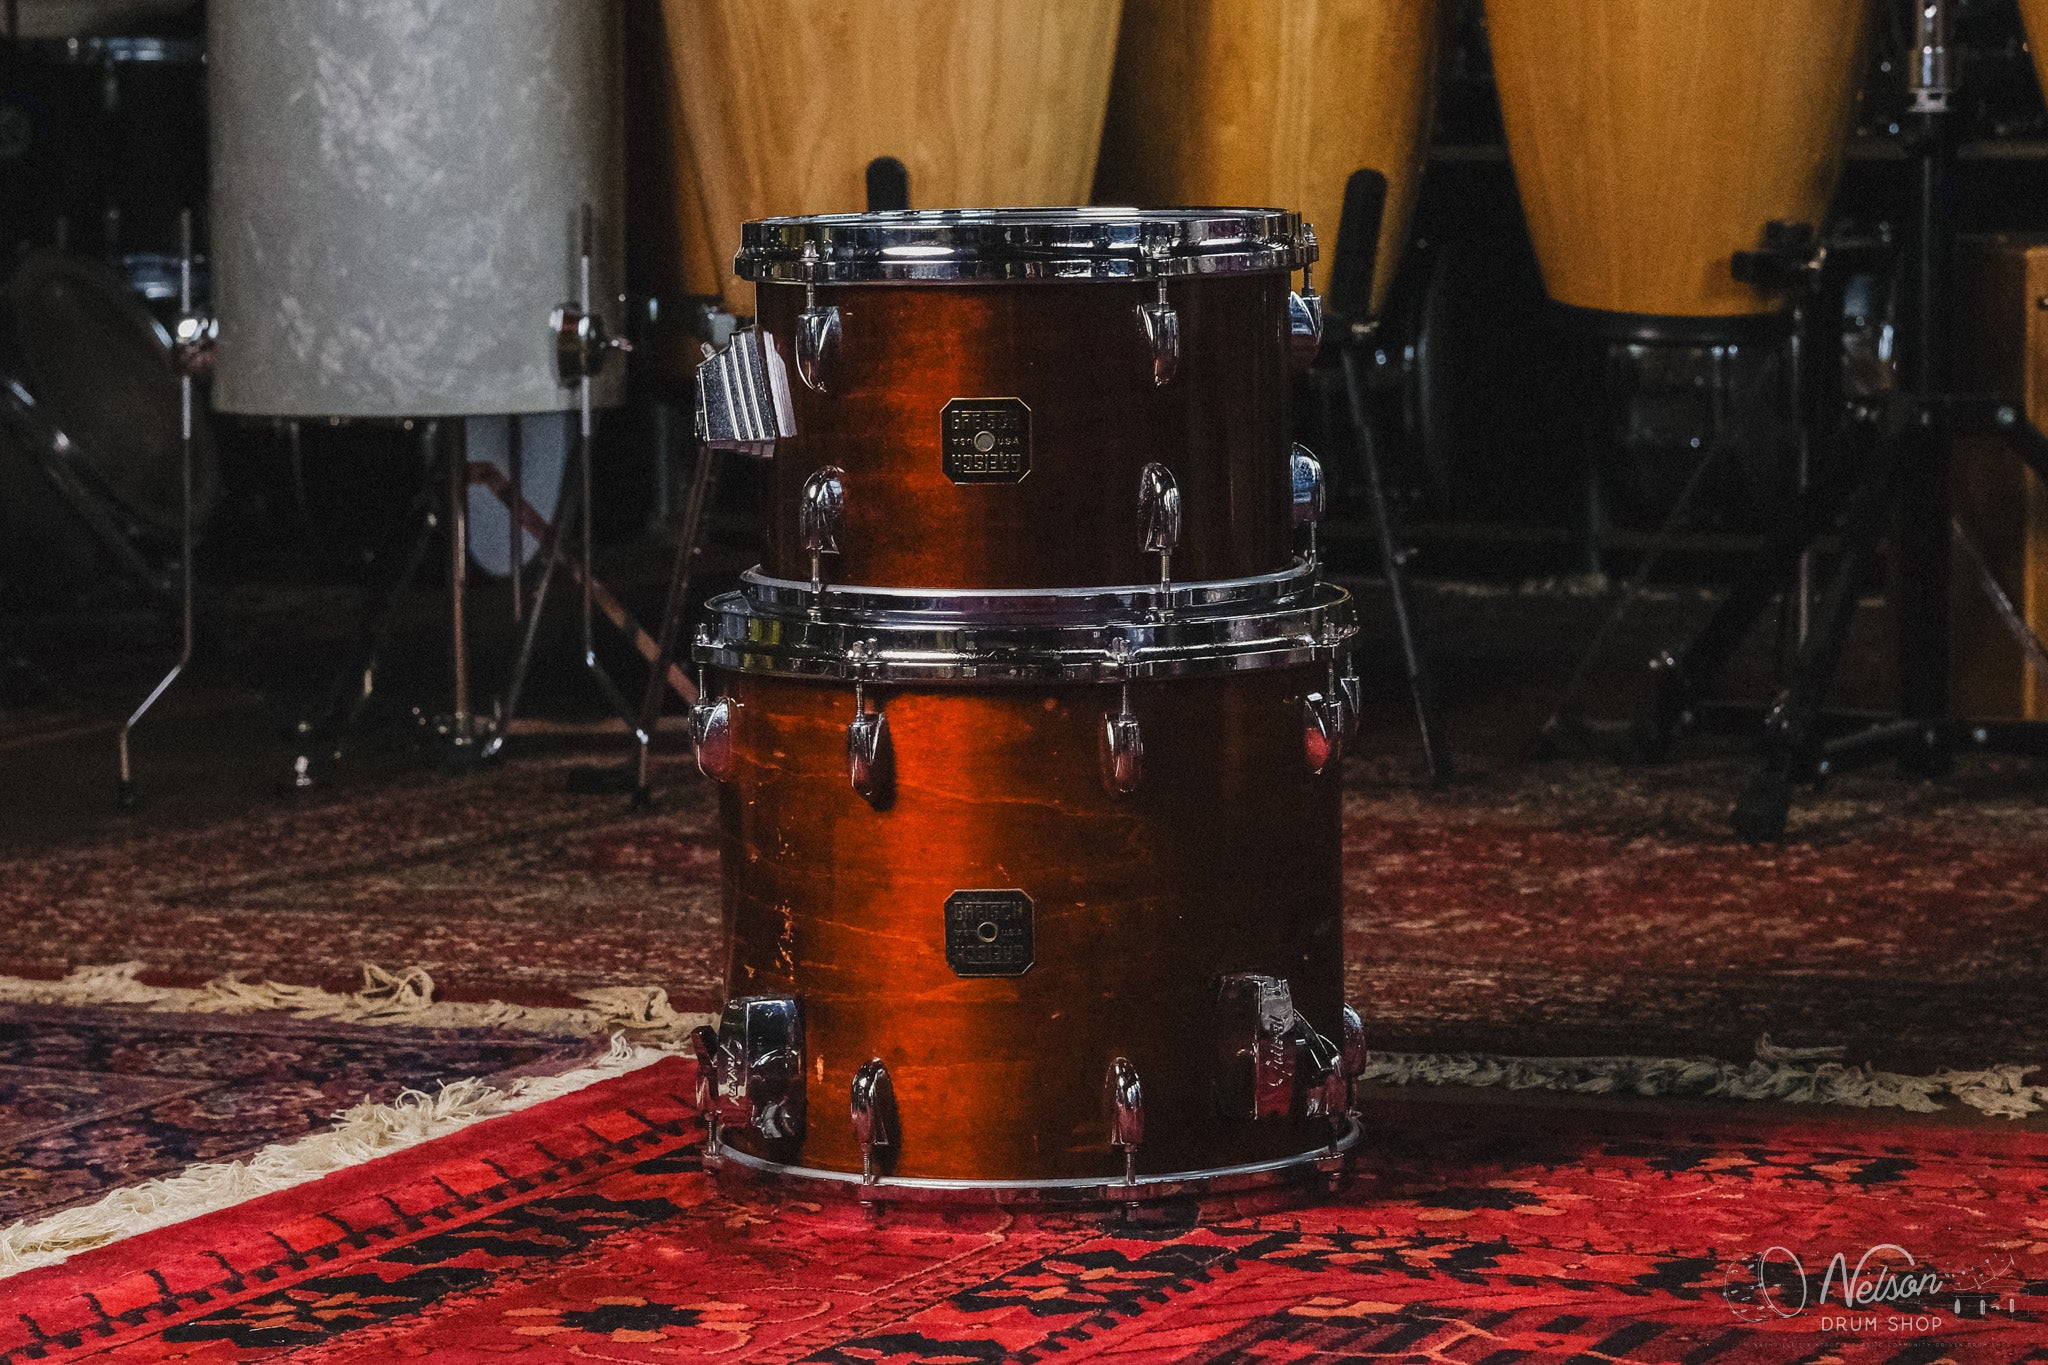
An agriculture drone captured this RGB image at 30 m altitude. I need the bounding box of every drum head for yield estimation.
[6,250,217,538]
[736,207,1313,283]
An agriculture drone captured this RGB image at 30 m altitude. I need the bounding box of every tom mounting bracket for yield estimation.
[550,298,633,385]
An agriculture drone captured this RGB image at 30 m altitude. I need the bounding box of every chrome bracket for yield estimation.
[846,643,890,803]
[709,995,806,1143]
[1290,444,1325,569]
[1215,974,1349,1125]
[1336,657,1363,740]
[1303,691,1346,774]
[695,326,795,457]
[1340,1003,1367,1118]
[849,1058,897,1191]
[1100,638,1144,796]
[551,301,631,385]
[800,466,846,604]
[1215,974,1301,1121]
[795,262,842,393]
[1138,462,1181,614]
[690,674,735,782]
[171,309,217,380]
[1136,279,1179,387]
[688,1024,721,1154]
[1287,236,1323,369]
[1105,1057,1145,1193]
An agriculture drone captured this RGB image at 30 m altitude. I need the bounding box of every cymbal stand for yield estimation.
[116,209,210,809]
[1326,169,1452,786]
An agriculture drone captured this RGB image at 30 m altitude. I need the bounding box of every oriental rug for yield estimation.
[4,1057,2048,1363]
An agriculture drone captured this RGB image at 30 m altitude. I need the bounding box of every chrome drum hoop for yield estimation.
[706,1117,1360,1206]
[692,579,1359,685]
[740,559,1319,625]
[736,207,1315,284]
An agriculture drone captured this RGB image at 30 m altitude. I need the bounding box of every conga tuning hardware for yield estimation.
[1136,278,1179,387]
[850,1058,897,1192]
[1105,1058,1145,1196]
[1137,463,1181,615]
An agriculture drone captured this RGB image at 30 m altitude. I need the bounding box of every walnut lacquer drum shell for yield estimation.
[1484,0,1871,327]
[1095,0,1443,318]
[712,666,1345,1183]
[754,273,1293,592]
[660,0,1123,314]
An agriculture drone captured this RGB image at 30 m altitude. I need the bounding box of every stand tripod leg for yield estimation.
[291,434,444,789]
[1340,348,1451,786]
[1732,410,1913,841]
[632,443,721,808]
[1545,433,1725,758]
[116,210,200,810]
[492,445,583,747]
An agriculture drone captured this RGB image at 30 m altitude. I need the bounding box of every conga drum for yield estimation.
[1095,0,1443,319]
[656,0,1123,315]
[688,209,1365,1200]
[1483,0,1872,338]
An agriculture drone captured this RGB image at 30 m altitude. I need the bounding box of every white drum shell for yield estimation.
[208,0,625,417]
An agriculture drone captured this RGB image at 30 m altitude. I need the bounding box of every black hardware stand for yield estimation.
[1325,169,1452,787]
[1624,0,2048,839]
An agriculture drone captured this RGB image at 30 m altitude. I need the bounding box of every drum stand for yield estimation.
[1325,169,1452,787]
[485,204,657,779]
[115,210,210,808]
[1616,0,2048,840]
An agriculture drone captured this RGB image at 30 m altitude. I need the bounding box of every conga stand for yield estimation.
[1324,169,1452,787]
[1635,0,2048,839]
[115,210,209,808]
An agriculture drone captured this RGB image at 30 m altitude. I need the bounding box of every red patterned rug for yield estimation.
[3,1057,2046,1364]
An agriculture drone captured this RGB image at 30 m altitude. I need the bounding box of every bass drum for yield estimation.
[658,0,1124,314]
[1484,0,1872,335]
[692,571,1361,1194]
[1094,0,1443,318]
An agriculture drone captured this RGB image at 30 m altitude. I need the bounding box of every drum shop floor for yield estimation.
[4,566,2048,1359]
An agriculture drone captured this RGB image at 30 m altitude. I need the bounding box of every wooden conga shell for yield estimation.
[753,272,1294,591]
[713,667,1345,1183]
[659,0,1123,313]
[2022,0,2048,100]
[1095,0,1442,318]
[1483,0,1871,327]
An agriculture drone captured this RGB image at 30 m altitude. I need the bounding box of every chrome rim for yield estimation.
[708,1118,1360,1205]
[693,577,1358,684]
[736,208,1315,283]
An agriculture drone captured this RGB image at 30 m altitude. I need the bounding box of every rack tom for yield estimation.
[698,208,1323,592]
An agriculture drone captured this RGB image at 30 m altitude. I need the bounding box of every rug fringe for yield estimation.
[0,1035,672,1280]
[1363,1033,2048,1120]
[0,962,715,1040]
